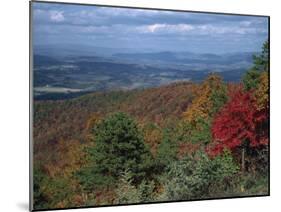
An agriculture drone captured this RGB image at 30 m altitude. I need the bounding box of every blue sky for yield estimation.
[32,2,268,54]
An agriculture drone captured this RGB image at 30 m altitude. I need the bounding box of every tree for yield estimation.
[181,74,227,149]
[77,112,153,191]
[156,128,178,169]
[34,164,48,209]
[142,122,163,157]
[178,118,212,146]
[242,69,262,91]
[114,169,141,204]
[242,40,269,91]
[210,87,268,172]
[159,151,238,201]
[253,40,269,72]
[254,71,269,111]
[114,169,156,204]
[33,139,87,209]
[183,73,228,124]
[85,112,102,142]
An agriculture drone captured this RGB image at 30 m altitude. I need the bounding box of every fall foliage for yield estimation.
[183,73,228,124]
[33,41,269,209]
[255,71,269,111]
[210,87,268,155]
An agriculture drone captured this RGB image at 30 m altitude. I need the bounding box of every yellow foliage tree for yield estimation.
[44,139,87,178]
[254,71,269,111]
[85,112,102,142]
[183,74,227,124]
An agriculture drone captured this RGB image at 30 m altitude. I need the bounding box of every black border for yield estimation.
[29,1,270,211]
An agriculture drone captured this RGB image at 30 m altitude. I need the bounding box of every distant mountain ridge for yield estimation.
[32,44,258,100]
[112,51,255,65]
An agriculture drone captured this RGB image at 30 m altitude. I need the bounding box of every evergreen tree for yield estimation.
[77,112,153,191]
[253,40,269,72]
[243,69,262,91]
[156,129,178,170]
[243,40,269,91]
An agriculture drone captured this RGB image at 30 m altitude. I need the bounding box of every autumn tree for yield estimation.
[142,122,163,157]
[77,112,154,191]
[182,74,227,147]
[183,73,228,123]
[253,71,269,172]
[212,41,269,172]
[210,87,268,172]
[33,139,87,209]
[84,112,102,142]
[254,71,269,111]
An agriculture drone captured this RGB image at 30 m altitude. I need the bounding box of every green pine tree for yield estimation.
[243,40,269,91]
[77,112,153,191]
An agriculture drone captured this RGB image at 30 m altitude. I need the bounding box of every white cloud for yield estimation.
[135,22,266,36]
[197,24,267,35]
[139,23,194,33]
[95,7,172,17]
[240,21,252,27]
[147,24,166,32]
[49,11,65,22]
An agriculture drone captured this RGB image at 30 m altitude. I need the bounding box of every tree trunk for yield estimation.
[241,147,245,173]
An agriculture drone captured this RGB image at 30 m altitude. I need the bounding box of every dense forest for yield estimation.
[33,41,269,210]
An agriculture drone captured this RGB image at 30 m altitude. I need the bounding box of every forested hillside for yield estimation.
[33,42,269,210]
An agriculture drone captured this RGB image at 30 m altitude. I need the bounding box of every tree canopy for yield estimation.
[77,112,153,191]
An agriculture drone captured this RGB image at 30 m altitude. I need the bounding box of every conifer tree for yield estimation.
[77,112,153,191]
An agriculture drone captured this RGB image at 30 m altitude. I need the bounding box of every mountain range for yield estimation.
[33,44,256,100]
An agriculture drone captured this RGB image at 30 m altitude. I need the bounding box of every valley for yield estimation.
[33,46,254,100]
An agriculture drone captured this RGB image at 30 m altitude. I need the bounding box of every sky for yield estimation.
[32,2,269,54]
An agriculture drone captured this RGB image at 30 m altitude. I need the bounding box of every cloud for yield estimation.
[95,7,172,18]
[196,24,265,35]
[240,21,252,27]
[50,11,65,22]
[141,24,194,33]
[33,8,65,24]
[32,2,268,53]
[136,22,266,36]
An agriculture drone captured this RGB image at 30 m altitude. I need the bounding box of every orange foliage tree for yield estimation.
[183,74,228,124]
[180,74,228,149]
[142,122,163,157]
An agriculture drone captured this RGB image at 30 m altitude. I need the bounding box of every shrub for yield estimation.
[114,169,155,204]
[159,151,238,201]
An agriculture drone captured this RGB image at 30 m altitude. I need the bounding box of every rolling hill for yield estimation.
[33,82,194,151]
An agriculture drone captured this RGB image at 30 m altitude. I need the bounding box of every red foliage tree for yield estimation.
[209,86,268,171]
